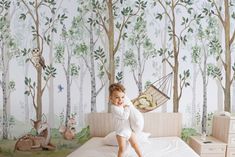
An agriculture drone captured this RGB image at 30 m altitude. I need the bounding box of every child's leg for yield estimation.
[116,135,126,157]
[129,133,143,157]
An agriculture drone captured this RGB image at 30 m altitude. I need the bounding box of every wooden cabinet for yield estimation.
[189,136,226,157]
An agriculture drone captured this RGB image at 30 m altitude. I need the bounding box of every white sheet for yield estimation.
[67,136,199,157]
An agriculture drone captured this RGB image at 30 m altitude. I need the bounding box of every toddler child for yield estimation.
[109,83,143,157]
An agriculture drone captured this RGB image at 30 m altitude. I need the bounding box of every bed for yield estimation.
[67,112,199,157]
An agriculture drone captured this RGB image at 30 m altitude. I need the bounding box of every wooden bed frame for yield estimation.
[86,112,182,137]
[66,113,201,157]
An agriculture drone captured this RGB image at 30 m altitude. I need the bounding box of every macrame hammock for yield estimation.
[132,72,173,113]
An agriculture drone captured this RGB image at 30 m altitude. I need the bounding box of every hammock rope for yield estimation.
[152,72,173,98]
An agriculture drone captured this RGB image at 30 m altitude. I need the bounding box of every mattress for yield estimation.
[67,136,199,157]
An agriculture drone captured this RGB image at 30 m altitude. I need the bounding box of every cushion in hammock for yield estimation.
[132,94,157,112]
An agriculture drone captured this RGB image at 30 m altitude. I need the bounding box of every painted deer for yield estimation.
[59,116,76,140]
[14,115,56,151]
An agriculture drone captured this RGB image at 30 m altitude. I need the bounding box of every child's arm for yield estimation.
[111,105,130,120]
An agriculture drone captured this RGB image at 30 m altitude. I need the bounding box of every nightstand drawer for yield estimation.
[229,120,235,133]
[226,147,235,157]
[201,154,225,157]
[201,145,226,154]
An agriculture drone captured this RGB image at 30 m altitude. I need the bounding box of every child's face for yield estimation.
[110,90,125,106]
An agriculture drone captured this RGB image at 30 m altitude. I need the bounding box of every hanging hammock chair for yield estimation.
[132,72,173,113]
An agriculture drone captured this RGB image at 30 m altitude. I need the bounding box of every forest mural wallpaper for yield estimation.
[0,0,235,156]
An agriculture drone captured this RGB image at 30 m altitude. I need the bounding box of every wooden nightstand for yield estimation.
[188,136,227,157]
[212,115,235,157]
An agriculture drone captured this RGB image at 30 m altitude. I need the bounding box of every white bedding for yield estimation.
[67,136,199,157]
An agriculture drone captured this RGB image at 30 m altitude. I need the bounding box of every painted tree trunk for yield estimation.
[137,44,142,94]
[172,6,180,112]
[202,53,207,134]
[79,59,86,127]
[49,33,55,128]
[0,41,8,139]
[172,30,179,112]
[107,0,115,86]
[35,1,43,121]
[65,57,71,127]
[89,23,97,112]
[5,8,11,118]
[192,64,197,128]
[36,67,42,121]
[6,66,10,116]
[2,72,8,139]
[224,0,231,112]
[173,61,179,112]
[1,44,8,139]
[2,12,11,139]
[107,0,115,113]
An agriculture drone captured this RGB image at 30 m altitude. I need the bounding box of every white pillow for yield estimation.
[129,105,144,133]
[124,96,144,133]
[103,131,150,146]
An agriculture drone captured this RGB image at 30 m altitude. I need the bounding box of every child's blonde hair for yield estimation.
[109,83,125,96]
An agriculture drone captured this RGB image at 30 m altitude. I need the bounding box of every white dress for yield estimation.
[111,97,132,140]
